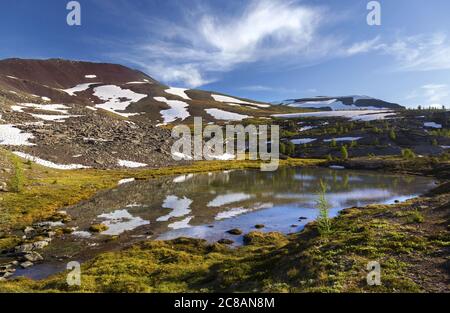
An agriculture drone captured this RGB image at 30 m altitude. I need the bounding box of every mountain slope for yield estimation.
[0,58,293,169]
[276,95,404,110]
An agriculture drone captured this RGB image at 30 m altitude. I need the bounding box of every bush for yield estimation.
[341,145,348,160]
[401,149,416,159]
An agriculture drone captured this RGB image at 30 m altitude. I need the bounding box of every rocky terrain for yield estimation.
[0,58,295,169]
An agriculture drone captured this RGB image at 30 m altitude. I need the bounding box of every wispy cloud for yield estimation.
[378,33,450,72]
[112,0,351,87]
[105,1,450,88]
[406,83,449,107]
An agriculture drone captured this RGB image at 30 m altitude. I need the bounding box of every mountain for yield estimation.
[275,95,404,110]
[0,58,291,169]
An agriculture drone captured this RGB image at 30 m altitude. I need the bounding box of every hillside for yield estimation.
[0,58,295,169]
[276,95,404,110]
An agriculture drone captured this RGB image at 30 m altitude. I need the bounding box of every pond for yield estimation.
[13,166,436,279]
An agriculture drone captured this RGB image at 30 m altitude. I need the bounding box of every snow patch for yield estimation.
[94,85,147,117]
[84,74,97,79]
[63,83,99,96]
[323,137,362,142]
[164,87,191,100]
[118,159,147,168]
[211,94,269,108]
[290,138,316,145]
[13,152,90,169]
[118,178,135,185]
[424,122,442,129]
[0,125,35,146]
[154,97,190,124]
[205,108,250,121]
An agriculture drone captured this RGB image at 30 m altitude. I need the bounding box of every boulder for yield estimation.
[20,261,33,269]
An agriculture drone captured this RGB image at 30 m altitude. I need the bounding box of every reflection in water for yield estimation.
[12,167,436,279]
[156,195,192,222]
[64,167,435,243]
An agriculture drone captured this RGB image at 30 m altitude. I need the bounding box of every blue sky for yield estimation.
[1,0,450,107]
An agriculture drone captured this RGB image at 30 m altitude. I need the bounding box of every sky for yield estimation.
[1,0,450,107]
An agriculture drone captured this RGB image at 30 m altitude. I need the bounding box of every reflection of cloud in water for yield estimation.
[207,193,252,207]
[168,216,193,229]
[275,189,395,206]
[97,209,150,235]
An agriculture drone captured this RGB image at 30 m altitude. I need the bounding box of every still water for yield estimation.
[13,167,436,279]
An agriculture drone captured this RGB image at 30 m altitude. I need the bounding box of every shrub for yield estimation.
[401,148,416,159]
[341,145,348,160]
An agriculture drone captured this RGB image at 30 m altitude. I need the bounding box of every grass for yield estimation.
[8,153,25,193]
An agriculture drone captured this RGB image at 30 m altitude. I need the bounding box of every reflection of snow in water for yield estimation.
[97,209,149,235]
[215,207,249,220]
[156,195,193,222]
[168,216,193,229]
[207,193,252,207]
[215,203,273,220]
[173,174,194,183]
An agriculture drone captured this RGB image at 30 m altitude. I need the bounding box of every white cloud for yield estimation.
[422,84,449,104]
[115,0,348,87]
[379,33,450,71]
[406,83,449,108]
[346,36,381,56]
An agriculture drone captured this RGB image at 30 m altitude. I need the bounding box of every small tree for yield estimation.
[389,129,397,141]
[280,142,286,155]
[341,145,348,160]
[286,142,296,156]
[330,139,337,148]
[316,180,331,235]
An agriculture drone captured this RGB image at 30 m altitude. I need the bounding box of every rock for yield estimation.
[291,224,298,228]
[254,224,265,229]
[226,228,243,235]
[23,251,43,262]
[0,181,9,192]
[298,217,308,220]
[15,243,34,253]
[89,224,109,233]
[23,226,35,235]
[20,261,33,269]
[0,271,14,279]
[32,240,49,250]
[217,239,234,245]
